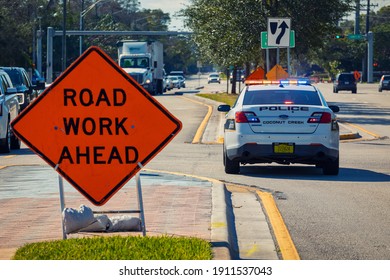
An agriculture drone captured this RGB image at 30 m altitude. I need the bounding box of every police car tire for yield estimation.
[224,149,240,174]
[322,157,339,175]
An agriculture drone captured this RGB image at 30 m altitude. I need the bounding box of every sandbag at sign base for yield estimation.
[63,205,95,234]
[63,205,142,234]
[109,216,142,232]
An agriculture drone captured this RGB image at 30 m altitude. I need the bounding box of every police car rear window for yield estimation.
[243,90,322,106]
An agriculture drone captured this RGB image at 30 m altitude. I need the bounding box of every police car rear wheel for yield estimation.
[322,157,339,175]
[224,148,240,174]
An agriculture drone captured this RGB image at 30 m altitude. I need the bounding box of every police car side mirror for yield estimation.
[218,104,231,112]
[329,105,340,113]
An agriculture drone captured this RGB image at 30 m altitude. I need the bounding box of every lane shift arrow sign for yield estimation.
[276,21,289,45]
[267,18,291,47]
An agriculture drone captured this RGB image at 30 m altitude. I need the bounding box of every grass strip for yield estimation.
[196,93,238,107]
[13,235,213,260]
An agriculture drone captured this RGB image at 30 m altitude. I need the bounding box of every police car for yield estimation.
[218,79,340,175]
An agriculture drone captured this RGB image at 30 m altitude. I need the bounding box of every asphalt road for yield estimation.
[155,76,390,260]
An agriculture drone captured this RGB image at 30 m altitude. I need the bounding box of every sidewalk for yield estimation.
[0,168,223,259]
[0,166,279,260]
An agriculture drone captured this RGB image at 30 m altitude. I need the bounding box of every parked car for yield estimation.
[167,75,183,89]
[230,69,245,83]
[333,73,357,93]
[0,70,23,153]
[378,75,390,92]
[169,70,185,78]
[208,73,221,84]
[218,78,340,175]
[0,67,45,111]
[164,76,174,91]
[176,75,186,88]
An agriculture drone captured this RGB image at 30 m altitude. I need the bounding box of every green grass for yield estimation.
[13,235,213,260]
[197,93,238,107]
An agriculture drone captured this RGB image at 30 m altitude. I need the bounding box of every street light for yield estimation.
[79,0,108,55]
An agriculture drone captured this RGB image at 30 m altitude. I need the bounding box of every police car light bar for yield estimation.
[245,79,311,86]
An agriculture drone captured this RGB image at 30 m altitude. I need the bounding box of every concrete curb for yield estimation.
[340,132,360,140]
[211,182,232,260]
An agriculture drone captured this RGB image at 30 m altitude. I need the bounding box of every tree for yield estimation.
[183,0,353,91]
[371,5,390,71]
[0,0,49,67]
[0,0,182,76]
[183,0,354,65]
[313,4,390,77]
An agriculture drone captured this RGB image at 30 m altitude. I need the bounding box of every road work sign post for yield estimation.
[11,46,182,237]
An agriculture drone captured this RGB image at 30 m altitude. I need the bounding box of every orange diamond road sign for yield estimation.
[245,67,265,82]
[11,46,182,206]
[266,64,289,80]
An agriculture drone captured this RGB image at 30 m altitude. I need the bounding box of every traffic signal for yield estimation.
[333,35,345,39]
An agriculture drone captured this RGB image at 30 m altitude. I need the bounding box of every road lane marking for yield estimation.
[340,121,381,139]
[245,244,259,257]
[256,190,300,260]
[3,155,16,159]
[180,96,213,144]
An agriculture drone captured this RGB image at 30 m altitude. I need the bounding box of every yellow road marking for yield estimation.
[341,121,381,139]
[180,96,213,144]
[257,191,300,260]
[245,244,259,257]
[211,222,227,228]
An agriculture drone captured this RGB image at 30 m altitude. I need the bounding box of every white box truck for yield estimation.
[117,40,164,95]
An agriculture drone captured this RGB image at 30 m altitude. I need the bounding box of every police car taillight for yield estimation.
[235,111,260,123]
[307,112,332,124]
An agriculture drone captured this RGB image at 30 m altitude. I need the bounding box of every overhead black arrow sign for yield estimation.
[276,21,289,45]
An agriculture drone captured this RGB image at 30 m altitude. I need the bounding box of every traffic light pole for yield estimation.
[367,31,374,83]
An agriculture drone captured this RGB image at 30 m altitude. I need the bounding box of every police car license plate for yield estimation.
[273,143,294,153]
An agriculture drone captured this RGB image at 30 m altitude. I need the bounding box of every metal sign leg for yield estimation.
[136,163,146,236]
[57,173,67,240]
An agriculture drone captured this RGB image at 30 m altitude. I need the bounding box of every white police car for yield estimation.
[218,79,340,175]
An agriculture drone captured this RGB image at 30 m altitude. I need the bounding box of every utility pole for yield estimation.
[62,0,67,72]
[355,0,360,35]
[365,0,377,83]
[79,0,84,56]
[366,0,370,34]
